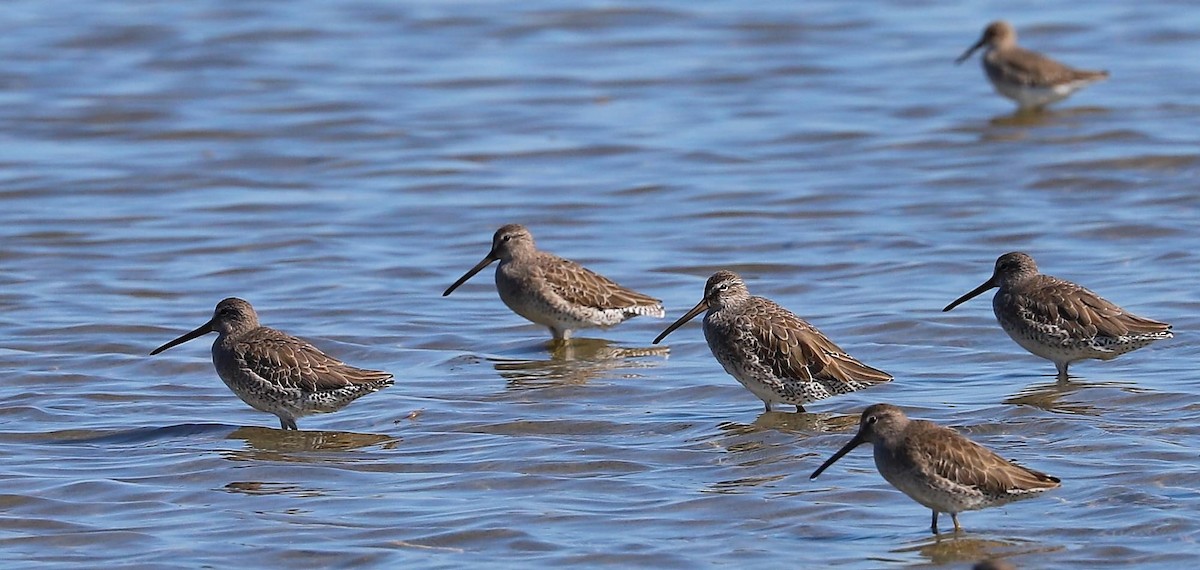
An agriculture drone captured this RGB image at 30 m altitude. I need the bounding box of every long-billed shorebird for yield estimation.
[943,252,1172,379]
[150,298,393,430]
[652,270,891,412]
[956,20,1109,111]
[443,224,665,341]
[811,404,1060,533]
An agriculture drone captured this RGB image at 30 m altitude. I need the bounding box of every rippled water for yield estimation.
[2,0,1199,567]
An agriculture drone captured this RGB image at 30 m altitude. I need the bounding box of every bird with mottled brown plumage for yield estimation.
[653,270,891,412]
[811,404,1060,533]
[943,252,1172,379]
[956,20,1108,110]
[443,224,664,341]
[150,297,393,430]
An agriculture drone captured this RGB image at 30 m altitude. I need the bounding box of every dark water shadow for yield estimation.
[893,533,1064,566]
[706,472,789,494]
[222,480,324,497]
[49,423,399,455]
[48,422,242,445]
[491,337,668,389]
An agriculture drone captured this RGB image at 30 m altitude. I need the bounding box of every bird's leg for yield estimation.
[795,404,806,413]
[763,401,773,412]
[1056,361,1070,381]
[930,510,939,534]
[951,513,962,533]
[280,417,298,430]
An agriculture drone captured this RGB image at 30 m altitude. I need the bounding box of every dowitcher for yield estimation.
[652,270,891,412]
[942,252,1172,379]
[811,404,1060,533]
[956,20,1108,111]
[150,297,393,430]
[442,224,665,341]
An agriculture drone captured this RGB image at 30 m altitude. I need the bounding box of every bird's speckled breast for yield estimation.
[874,445,983,514]
[211,337,300,416]
[495,260,567,328]
[702,310,792,405]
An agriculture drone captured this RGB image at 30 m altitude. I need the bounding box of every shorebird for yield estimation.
[443,224,665,341]
[956,20,1109,111]
[943,252,1172,379]
[652,270,891,412]
[150,297,393,430]
[810,404,1061,533]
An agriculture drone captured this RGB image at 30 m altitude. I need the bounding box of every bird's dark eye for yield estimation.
[502,235,512,242]
[866,415,878,425]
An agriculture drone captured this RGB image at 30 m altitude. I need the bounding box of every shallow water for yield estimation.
[2,0,1199,567]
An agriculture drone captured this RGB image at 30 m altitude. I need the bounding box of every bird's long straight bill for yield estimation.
[955,37,986,64]
[150,320,214,355]
[442,255,496,297]
[942,277,996,312]
[810,433,866,479]
[652,299,708,345]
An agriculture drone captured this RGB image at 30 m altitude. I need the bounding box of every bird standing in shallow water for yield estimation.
[150,297,394,430]
[443,224,665,341]
[810,404,1061,533]
[956,20,1109,111]
[652,270,891,412]
[943,252,1172,379]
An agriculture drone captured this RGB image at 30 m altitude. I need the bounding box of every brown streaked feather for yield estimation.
[988,46,1107,88]
[234,327,394,393]
[909,420,1061,497]
[1006,275,1172,339]
[742,297,892,390]
[536,251,662,312]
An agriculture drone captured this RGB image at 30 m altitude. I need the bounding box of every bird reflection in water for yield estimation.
[706,411,859,455]
[701,412,857,494]
[705,421,791,493]
[491,337,668,389]
[222,425,398,463]
[893,533,1063,566]
[1004,378,1140,416]
[987,105,1106,126]
[223,481,314,497]
[751,410,859,433]
[980,107,1108,146]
